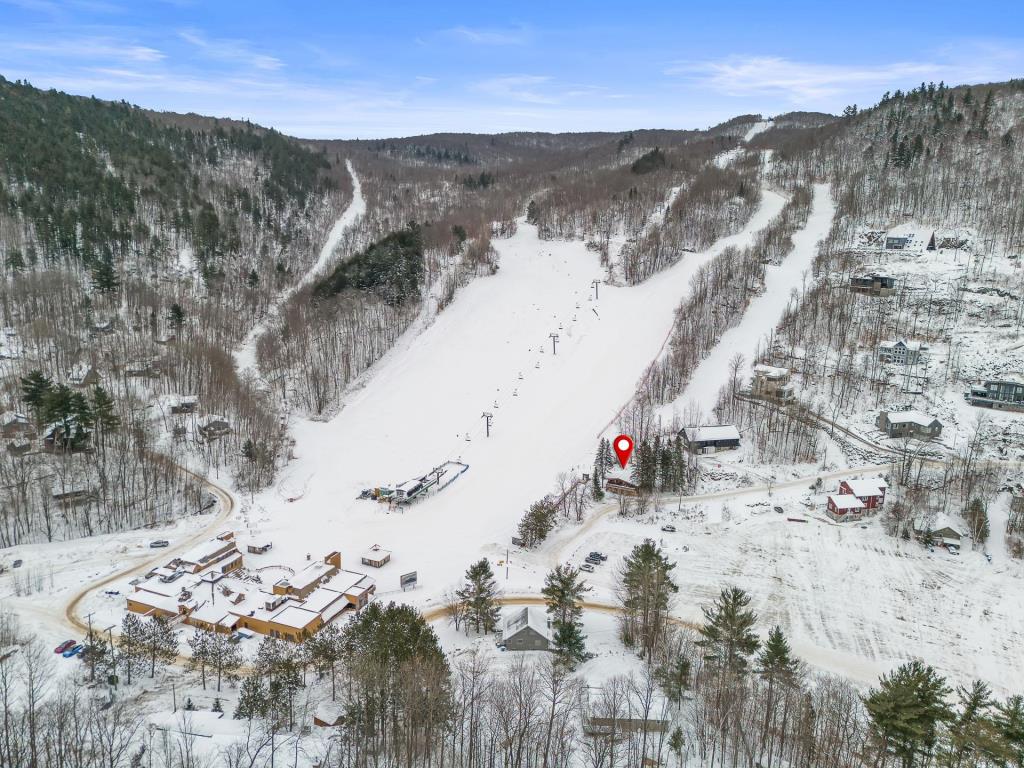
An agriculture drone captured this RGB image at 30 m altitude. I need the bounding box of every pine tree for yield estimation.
[187,630,212,690]
[993,695,1024,766]
[457,559,501,634]
[144,616,178,678]
[617,539,677,659]
[118,613,147,686]
[212,697,223,714]
[208,632,242,692]
[592,471,604,501]
[697,587,760,673]
[864,660,952,768]
[168,302,186,331]
[943,680,1008,768]
[542,564,591,666]
[757,625,799,766]
[91,255,120,293]
[20,370,53,417]
[306,623,344,700]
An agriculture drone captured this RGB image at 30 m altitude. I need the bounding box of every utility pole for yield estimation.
[481,411,493,437]
[591,279,600,300]
[85,611,96,682]
[549,333,559,355]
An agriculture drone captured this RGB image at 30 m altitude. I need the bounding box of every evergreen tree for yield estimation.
[865,660,952,768]
[457,559,501,634]
[592,471,604,501]
[305,623,344,700]
[943,680,1008,768]
[168,302,186,331]
[526,199,539,224]
[118,613,147,686]
[993,695,1024,767]
[516,497,557,548]
[697,586,760,673]
[20,370,53,416]
[143,616,178,678]
[617,539,677,659]
[187,630,212,690]
[234,674,267,720]
[91,254,120,293]
[542,564,591,666]
[212,697,223,714]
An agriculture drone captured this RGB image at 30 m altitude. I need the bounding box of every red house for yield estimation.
[838,478,887,510]
[826,494,865,522]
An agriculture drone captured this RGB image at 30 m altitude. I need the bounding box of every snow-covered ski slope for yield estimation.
[660,182,834,420]
[253,190,787,589]
[234,160,365,374]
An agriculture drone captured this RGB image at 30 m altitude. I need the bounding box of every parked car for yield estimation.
[54,640,76,654]
[585,556,603,565]
[661,524,676,533]
[588,552,607,561]
[149,540,170,549]
[228,632,243,644]
[985,553,993,563]
[103,589,120,596]
[62,644,84,658]
[580,563,595,573]
[947,545,960,556]
[12,559,22,568]
[773,506,784,514]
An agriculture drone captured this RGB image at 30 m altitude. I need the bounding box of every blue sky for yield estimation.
[1,0,1021,138]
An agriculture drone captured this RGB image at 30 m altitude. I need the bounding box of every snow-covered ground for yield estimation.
[233,160,365,375]
[659,182,834,421]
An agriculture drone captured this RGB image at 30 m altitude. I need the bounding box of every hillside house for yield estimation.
[885,236,909,250]
[198,416,231,440]
[501,607,551,651]
[826,493,866,522]
[913,515,965,548]
[965,376,1024,412]
[124,359,159,378]
[850,273,896,297]
[51,479,95,506]
[838,478,888,510]
[680,425,740,454]
[66,364,100,388]
[877,410,942,440]
[605,467,640,496]
[878,340,924,366]
[750,365,795,401]
[0,411,35,440]
[168,395,199,415]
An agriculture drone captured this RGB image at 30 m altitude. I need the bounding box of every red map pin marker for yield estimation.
[613,434,634,468]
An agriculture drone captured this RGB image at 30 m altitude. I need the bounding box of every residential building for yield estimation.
[885,236,909,250]
[0,411,35,440]
[877,340,924,365]
[965,376,1024,412]
[501,607,551,651]
[850,273,897,297]
[198,416,231,440]
[913,515,965,548]
[750,364,795,402]
[605,467,640,496]
[826,494,866,522]
[66,364,100,388]
[680,424,741,454]
[838,478,888,510]
[876,410,942,440]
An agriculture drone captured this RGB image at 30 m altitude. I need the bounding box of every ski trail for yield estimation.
[234,159,365,375]
[660,182,834,420]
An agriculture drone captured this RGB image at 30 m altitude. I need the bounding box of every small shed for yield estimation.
[501,607,551,651]
[247,542,273,555]
[360,545,392,568]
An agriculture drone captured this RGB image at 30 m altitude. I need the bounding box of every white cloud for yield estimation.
[667,49,1023,104]
[9,38,165,63]
[178,28,282,71]
[443,25,529,46]
[473,75,556,104]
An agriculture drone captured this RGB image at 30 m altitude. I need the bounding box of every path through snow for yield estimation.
[659,183,834,422]
[233,159,365,375]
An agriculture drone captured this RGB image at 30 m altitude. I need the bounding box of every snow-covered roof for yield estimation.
[682,425,740,442]
[269,605,321,630]
[504,607,551,640]
[913,514,964,537]
[176,536,237,568]
[828,494,865,510]
[752,364,788,378]
[843,478,887,497]
[0,411,28,427]
[884,410,940,426]
[190,601,231,626]
[361,546,391,561]
[879,339,923,352]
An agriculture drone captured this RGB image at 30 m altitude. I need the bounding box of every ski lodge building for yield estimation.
[125,534,375,642]
[500,607,552,651]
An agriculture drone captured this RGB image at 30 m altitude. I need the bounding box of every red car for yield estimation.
[54,640,76,654]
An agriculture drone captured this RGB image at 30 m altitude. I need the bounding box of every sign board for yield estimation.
[399,571,418,590]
